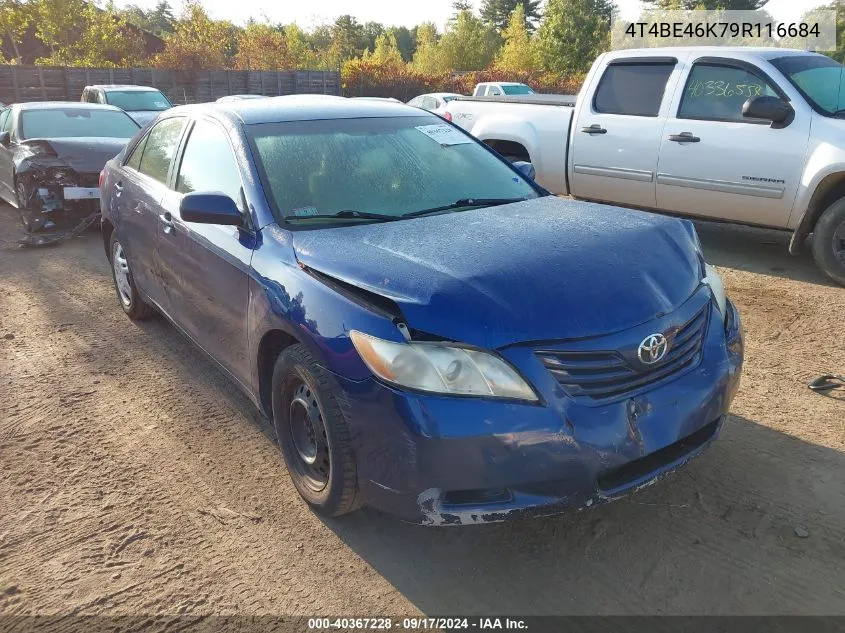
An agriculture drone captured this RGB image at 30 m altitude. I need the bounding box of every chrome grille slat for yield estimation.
[537,303,710,401]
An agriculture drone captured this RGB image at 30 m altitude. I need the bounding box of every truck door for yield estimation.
[571,56,683,209]
[655,56,808,226]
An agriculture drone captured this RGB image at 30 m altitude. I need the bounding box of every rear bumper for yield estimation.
[336,299,744,525]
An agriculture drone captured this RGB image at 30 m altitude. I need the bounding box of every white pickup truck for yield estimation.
[446,47,845,285]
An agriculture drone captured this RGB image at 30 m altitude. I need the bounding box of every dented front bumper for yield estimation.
[17,165,100,231]
[332,298,744,525]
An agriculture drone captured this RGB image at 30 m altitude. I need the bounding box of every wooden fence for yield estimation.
[0,66,341,105]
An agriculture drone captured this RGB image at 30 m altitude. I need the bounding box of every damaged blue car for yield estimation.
[100,97,744,525]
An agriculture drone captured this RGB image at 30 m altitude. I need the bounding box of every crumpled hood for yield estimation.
[22,137,129,174]
[292,197,703,349]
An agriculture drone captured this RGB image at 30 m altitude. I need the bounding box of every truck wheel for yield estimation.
[271,344,361,517]
[109,234,157,320]
[811,198,845,286]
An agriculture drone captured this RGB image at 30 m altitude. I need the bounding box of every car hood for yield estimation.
[126,111,161,126]
[291,197,703,349]
[20,137,130,173]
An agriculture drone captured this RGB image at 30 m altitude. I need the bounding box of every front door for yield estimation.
[655,57,808,227]
[156,118,254,385]
[571,57,683,209]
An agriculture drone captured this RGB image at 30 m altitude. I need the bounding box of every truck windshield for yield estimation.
[248,115,540,224]
[771,55,845,117]
[105,90,172,112]
[502,85,534,95]
[21,108,140,139]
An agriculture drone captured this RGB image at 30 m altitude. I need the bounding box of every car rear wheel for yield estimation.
[109,234,156,320]
[271,344,360,517]
[811,198,845,286]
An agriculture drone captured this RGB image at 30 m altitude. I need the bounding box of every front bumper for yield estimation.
[336,296,744,525]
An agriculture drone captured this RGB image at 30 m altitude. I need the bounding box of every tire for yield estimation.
[109,233,156,320]
[811,197,845,286]
[15,181,38,232]
[271,344,360,517]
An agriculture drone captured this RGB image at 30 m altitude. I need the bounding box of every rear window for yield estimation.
[593,62,675,117]
[502,85,534,95]
[20,108,140,139]
[104,90,171,112]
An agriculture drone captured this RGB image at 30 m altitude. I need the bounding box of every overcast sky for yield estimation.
[112,0,828,30]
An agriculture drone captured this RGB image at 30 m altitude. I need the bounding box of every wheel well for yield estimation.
[484,139,530,163]
[257,329,300,417]
[801,173,845,236]
[102,219,114,260]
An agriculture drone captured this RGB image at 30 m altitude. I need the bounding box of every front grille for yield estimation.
[536,303,710,401]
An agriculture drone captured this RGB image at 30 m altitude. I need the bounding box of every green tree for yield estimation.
[0,0,32,62]
[495,5,538,72]
[284,23,318,69]
[386,25,416,61]
[537,0,613,74]
[644,0,765,8]
[361,21,384,53]
[328,14,365,64]
[440,9,500,70]
[481,0,542,32]
[234,21,287,70]
[411,22,447,73]
[148,0,175,35]
[363,32,403,66]
[154,0,233,69]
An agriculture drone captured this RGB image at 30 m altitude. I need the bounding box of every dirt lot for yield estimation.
[0,203,843,618]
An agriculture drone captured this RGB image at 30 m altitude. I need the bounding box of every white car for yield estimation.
[407,92,462,115]
[445,47,845,285]
[472,82,534,97]
[81,85,172,126]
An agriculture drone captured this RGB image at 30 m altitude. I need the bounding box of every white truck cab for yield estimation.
[447,48,845,285]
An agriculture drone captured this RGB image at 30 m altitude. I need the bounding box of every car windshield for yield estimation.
[771,54,845,116]
[104,90,171,112]
[20,108,140,139]
[502,85,534,95]
[248,115,540,225]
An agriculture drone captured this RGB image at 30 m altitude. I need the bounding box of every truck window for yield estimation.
[593,62,674,117]
[678,63,779,123]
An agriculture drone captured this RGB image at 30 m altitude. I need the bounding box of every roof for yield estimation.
[167,94,432,126]
[12,101,125,112]
[609,47,820,60]
[86,85,163,92]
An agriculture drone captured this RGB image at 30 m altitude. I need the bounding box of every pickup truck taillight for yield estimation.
[98,169,105,189]
[443,111,453,122]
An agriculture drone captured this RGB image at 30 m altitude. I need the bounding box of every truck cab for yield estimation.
[473,82,535,97]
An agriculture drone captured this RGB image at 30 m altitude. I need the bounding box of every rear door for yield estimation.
[571,56,684,209]
[117,116,187,307]
[655,57,809,226]
[156,117,255,383]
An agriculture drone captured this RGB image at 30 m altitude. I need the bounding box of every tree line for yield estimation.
[0,0,841,79]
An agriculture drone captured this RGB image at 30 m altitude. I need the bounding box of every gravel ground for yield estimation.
[0,205,843,620]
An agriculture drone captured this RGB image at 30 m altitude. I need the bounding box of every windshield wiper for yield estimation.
[403,197,526,219]
[284,209,401,223]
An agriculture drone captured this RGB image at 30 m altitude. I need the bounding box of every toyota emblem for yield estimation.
[638,333,669,365]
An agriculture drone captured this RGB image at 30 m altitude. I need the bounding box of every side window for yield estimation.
[175,119,242,207]
[97,91,106,104]
[0,109,10,133]
[593,62,675,117]
[138,117,185,185]
[678,63,780,122]
[489,87,502,96]
[2,109,14,134]
[125,133,148,171]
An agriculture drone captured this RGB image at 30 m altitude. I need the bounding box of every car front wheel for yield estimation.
[109,234,156,320]
[812,198,845,286]
[271,344,360,517]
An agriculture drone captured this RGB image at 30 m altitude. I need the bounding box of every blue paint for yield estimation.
[101,98,744,524]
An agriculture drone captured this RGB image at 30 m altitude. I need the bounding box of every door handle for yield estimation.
[668,132,700,143]
[581,124,607,135]
[159,212,174,234]
[114,181,123,196]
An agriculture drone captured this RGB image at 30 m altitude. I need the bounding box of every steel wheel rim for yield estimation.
[287,381,330,491]
[834,219,845,266]
[112,242,132,307]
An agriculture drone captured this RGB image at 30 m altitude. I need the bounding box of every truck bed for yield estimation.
[456,94,577,107]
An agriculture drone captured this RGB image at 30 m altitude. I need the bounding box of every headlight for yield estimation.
[703,263,727,322]
[350,331,538,401]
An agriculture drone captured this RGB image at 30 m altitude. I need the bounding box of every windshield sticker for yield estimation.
[291,206,318,217]
[415,124,473,146]
[153,101,168,108]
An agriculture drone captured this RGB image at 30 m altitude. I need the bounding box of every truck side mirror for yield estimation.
[0,131,9,147]
[742,96,794,127]
[513,161,535,180]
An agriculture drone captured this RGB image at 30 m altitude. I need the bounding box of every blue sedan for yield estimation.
[100,96,744,525]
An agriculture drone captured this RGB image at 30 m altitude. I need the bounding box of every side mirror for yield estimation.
[180,192,243,226]
[513,160,536,180]
[0,131,10,147]
[742,96,793,126]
